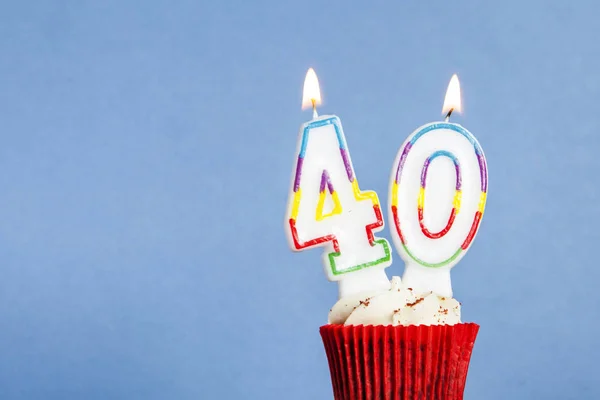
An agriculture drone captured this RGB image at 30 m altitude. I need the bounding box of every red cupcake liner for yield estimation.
[320,323,479,400]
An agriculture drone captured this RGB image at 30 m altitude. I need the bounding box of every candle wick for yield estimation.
[312,98,319,119]
[444,108,454,122]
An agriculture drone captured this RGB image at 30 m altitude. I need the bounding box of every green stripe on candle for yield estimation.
[402,244,462,268]
[328,238,391,276]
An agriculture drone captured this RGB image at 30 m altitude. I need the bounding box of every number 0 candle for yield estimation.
[388,75,488,297]
[286,69,392,298]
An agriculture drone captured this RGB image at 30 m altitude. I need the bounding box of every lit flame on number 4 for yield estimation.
[302,68,322,110]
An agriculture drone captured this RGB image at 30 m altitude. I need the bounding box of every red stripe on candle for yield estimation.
[418,207,457,239]
[461,211,482,250]
[391,206,406,244]
[364,205,384,245]
[288,219,340,253]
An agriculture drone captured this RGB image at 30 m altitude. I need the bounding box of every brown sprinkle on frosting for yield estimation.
[406,297,425,307]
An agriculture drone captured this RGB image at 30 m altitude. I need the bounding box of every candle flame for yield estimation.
[442,74,462,115]
[302,68,322,110]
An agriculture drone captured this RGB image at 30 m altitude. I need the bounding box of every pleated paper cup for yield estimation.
[320,323,479,400]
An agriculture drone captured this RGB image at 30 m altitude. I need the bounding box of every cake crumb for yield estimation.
[406,297,424,307]
[359,299,371,307]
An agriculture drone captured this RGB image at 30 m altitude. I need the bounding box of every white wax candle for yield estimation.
[285,69,392,298]
[388,76,488,297]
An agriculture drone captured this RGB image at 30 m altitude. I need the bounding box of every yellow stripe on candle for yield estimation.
[352,180,379,205]
[453,190,462,212]
[316,190,342,221]
[391,182,398,206]
[417,187,425,209]
[478,192,487,214]
[290,189,302,220]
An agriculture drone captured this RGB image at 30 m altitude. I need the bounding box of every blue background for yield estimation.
[0,1,597,399]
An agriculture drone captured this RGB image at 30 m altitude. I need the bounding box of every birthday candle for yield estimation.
[388,75,488,297]
[286,69,392,298]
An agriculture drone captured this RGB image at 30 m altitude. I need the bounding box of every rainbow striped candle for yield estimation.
[285,69,391,298]
[388,75,488,297]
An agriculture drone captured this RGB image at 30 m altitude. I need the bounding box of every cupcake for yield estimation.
[320,276,478,400]
[283,69,487,399]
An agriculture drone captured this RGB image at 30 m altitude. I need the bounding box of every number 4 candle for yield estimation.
[388,75,488,298]
[285,69,392,298]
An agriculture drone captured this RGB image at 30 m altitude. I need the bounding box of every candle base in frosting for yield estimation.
[337,267,390,299]
[402,263,453,298]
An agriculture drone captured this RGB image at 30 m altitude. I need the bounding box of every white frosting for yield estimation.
[328,276,461,326]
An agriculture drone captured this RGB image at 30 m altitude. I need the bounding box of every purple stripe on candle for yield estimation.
[319,170,334,193]
[319,171,327,192]
[327,180,335,193]
[420,157,431,187]
[339,148,354,182]
[455,162,462,190]
[293,156,304,192]
[395,143,412,183]
[478,154,488,192]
